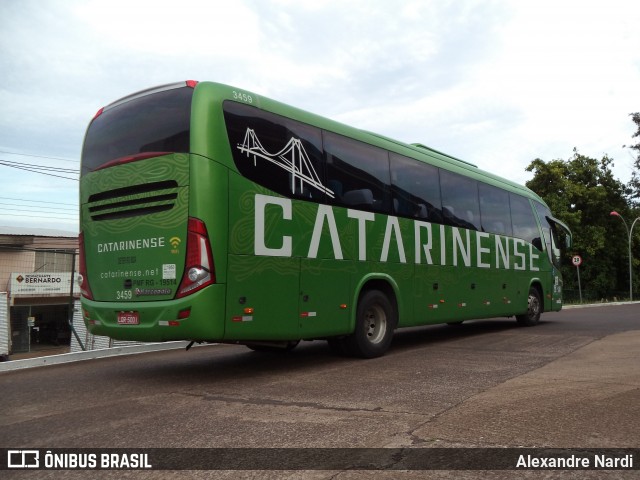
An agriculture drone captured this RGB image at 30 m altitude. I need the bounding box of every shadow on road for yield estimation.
[111,318,527,387]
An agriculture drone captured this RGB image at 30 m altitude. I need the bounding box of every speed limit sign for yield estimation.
[572,254,583,303]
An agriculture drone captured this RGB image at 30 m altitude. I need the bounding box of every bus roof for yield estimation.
[197,81,545,205]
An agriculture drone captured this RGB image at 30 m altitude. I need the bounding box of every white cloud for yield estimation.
[1,0,639,228]
[74,0,263,56]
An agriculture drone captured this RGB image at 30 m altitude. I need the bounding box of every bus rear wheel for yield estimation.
[344,289,395,358]
[516,287,542,326]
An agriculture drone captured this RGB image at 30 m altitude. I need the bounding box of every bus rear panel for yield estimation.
[80,82,225,342]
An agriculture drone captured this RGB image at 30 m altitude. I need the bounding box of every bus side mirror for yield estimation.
[546,215,572,250]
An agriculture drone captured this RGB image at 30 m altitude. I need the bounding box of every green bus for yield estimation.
[79,80,572,358]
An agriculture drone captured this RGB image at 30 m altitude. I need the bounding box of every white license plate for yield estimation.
[117,311,139,325]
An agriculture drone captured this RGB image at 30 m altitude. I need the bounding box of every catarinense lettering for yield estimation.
[254,194,543,271]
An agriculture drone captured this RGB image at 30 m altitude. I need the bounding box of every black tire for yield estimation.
[516,287,542,326]
[344,289,396,358]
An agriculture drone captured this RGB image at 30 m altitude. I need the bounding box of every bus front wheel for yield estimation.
[516,287,542,326]
[345,289,396,358]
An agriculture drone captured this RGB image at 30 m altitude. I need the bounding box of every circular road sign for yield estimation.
[572,255,583,267]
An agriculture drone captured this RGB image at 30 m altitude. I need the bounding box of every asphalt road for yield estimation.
[1,303,639,479]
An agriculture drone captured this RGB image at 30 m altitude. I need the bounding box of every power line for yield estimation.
[0,212,78,221]
[0,159,78,181]
[0,159,78,173]
[0,196,77,207]
[0,205,78,215]
[0,149,80,163]
[0,196,79,225]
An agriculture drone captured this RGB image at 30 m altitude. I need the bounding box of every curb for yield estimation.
[562,300,640,309]
[0,341,199,373]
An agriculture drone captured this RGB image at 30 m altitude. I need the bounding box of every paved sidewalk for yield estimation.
[416,329,640,447]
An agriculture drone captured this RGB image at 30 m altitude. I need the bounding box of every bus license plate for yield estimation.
[118,311,139,325]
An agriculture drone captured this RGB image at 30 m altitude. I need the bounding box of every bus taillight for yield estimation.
[176,217,215,298]
[78,232,94,300]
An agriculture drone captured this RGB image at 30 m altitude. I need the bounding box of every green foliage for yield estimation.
[627,112,640,205]
[526,149,637,299]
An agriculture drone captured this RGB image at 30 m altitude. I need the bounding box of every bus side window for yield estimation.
[389,153,442,221]
[324,131,391,214]
[479,183,512,236]
[510,194,541,247]
[440,170,481,230]
[343,189,374,208]
[534,201,563,266]
[223,101,327,202]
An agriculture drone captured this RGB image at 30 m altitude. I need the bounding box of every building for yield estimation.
[0,227,79,359]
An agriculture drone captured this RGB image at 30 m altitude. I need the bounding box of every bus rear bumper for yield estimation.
[80,284,226,342]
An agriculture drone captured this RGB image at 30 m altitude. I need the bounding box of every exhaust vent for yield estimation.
[87,180,179,221]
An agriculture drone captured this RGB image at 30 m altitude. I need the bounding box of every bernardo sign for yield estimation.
[10,272,78,296]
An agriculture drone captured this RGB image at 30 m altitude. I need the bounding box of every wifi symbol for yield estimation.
[170,237,182,249]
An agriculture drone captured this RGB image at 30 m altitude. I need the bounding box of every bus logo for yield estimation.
[170,237,181,254]
[237,128,335,199]
[7,450,40,468]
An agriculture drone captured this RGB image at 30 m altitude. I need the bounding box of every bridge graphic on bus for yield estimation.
[237,128,335,199]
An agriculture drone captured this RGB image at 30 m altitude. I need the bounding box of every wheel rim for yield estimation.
[364,304,387,344]
[528,293,540,319]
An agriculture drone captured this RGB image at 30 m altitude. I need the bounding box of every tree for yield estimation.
[526,149,635,300]
[627,112,640,205]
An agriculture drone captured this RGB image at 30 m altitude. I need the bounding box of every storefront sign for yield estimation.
[9,272,78,296]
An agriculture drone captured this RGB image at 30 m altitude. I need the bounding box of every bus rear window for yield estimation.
[81,85,193,176]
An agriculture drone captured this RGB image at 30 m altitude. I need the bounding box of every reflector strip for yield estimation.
[458,303,467,307]
[300,312,317,318]
[232,316,253,322]
[159,320,180,326]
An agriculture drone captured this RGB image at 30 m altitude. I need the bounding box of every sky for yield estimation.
[1,0,639,233]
